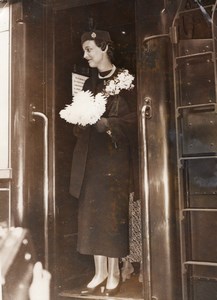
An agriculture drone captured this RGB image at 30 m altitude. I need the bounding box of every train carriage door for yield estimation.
[55,0,182,300]
[0,0,56,298]
[136,0,182,300]
[2,0,56,285]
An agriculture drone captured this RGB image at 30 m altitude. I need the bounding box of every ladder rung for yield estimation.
[179,156,217,162]
[184,261,217,267]
[182,208,217,212]
[179,5,214,15]
[176,51,213,61]
[177,102,217,111]
[190,192,217,195]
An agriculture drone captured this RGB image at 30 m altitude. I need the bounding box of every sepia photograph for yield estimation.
[0,0,217,299]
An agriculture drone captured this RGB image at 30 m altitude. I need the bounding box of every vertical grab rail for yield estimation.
[141,98,152,299]
[31,108,49,270]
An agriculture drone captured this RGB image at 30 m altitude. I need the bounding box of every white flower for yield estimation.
[59,90,107,126]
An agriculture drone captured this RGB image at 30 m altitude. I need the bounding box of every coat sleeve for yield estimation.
[106,89,140,199]
[106,89,137,144]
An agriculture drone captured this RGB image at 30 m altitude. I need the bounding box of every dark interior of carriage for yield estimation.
[54,0,143,298]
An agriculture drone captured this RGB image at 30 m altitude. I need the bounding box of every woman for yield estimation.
[69,30,139,296]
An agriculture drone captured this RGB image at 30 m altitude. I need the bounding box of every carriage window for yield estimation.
[0,3,10,172]
[0,3,11,227]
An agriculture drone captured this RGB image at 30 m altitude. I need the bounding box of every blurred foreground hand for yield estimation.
[29,262,51,300]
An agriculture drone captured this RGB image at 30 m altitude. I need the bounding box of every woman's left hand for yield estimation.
[94,118,109,132]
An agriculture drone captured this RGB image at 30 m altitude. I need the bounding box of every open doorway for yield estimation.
[54,0,142,299]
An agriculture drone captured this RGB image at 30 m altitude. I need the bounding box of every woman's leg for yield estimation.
[106,257,120,289]
[121,259,134,282]
[87,255,108,288]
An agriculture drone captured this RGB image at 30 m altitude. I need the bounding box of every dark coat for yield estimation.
[69,68,139,258]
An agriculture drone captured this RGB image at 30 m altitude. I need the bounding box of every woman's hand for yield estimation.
[73,124,88,137]
[95,118,109,132]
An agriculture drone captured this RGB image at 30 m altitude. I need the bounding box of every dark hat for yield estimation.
[81,30,112,44]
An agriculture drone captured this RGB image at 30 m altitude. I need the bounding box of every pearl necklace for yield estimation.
[98,64,116,79]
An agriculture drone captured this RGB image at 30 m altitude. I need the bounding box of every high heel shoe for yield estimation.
[80,278,107,296]
[104,280,121,297]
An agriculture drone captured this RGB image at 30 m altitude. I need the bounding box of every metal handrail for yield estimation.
[141,103,152,299]
[143,33,170,44]
[32,111,49,270]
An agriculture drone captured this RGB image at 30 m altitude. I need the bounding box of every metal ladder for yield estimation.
[171,1,217,299]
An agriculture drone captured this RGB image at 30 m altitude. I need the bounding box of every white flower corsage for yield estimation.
[103,69,134,97]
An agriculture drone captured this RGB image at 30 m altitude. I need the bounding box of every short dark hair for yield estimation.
[94,39,114,62]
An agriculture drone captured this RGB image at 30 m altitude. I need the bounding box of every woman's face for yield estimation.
[82,40,105,69]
